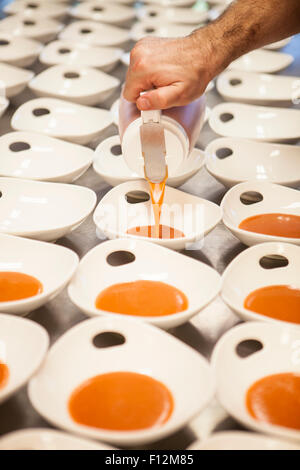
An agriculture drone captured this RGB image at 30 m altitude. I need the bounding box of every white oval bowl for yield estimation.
[70,1,135,26]
[0,33,42,68]
[209,102,300,142]
[68,238,221,329]
[29,64,120,106]
[11,97,113,145]
[39,40,122,72]
[211,321,300,442]
[93,179,222,250]
[221,181,300,246]
[206,137,300,188]
[0,177,96,241]
[0,131,93,183]
[222,241,300,327]
[0,313,49,404]
[0,15,63,43]
[228,50,293,74]
[0,233,78,315]
[4,0,69,21]
[59,20,130,48]
[217,70,300,105]
[28,316,215,446]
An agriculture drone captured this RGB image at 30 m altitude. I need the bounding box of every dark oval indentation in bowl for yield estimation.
[23,20,35,26]
[64,72,80,79]
[240,191,263,205]
[106,250,136,267]
[32,108,50,117]
[216,147,233,159]
[93,6,104,12]
[145,27,155,33]
[125,190,150,204]
[80,28,92,34]
[92,332,125,348]
[58,48,71,54]
[259,254,289,270]
[0,40,9,46]
[27,3,39,8]
[110,144,122,156]
[229,78,242,86]
[9,142,31,152]
[220,112,234,123]
[236,339,263,358]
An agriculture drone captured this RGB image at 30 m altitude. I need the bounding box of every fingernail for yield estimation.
[138,97,150,110]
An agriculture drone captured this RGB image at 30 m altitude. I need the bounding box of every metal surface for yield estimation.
[0,1,299,450]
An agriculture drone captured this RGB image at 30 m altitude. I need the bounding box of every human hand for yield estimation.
[123,33,217,110]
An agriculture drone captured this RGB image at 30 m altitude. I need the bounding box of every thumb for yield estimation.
[136,84,184,110]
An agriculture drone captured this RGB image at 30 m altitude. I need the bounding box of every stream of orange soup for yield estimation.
[244,285,300,324]
[246,373,300,430]
[0,362,9,389]
[68,371,174,431]
[95,280,188,317]
[239,213,300,238]
[127,176,185,239]
[0,272,43,302]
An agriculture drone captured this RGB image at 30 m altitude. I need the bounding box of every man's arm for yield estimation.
[123,0,300,110]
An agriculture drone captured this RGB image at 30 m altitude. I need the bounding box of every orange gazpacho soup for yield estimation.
[68,371,174,431]
[95,280,188,317]
[0,272,43,302]
[244,285,300,324]
[246,373,300,430]
[239,213,300,238]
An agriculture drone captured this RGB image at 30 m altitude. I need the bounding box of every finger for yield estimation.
[136,84,185,110]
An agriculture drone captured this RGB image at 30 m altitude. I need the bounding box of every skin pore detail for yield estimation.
[124,0,300,110]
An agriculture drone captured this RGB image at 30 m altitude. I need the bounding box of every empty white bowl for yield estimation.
[209,103,300,142]
[222,242,300,327]
[221,181,300,247]
[228,50,294,73]
[68,238,221,329]
[0,313,48,404]
[205,137,300,188]
[130,21,193,41]
[93,179,222,250]
[40,40,122,72]
[93,135,206,188]
[4,0,69,21]
[0,131,93,183]
[0,34,42,68]
[71,1,135,26]
[188,431,300,450]
[212,321,300,442]
[0,233,78,315]
[11,98,113,145]
[0,97,9,118]
[0,429,114,450]
[59,20,130,47]
[0,15,63,43]
[28,316,215,446]
[0,62,33,98]
[217,70,300,105]
[137,5,209,24]
[0,177,96,241]
[29,65,120,106]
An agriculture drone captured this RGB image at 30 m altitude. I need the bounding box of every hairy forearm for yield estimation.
[192,0,300,76]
